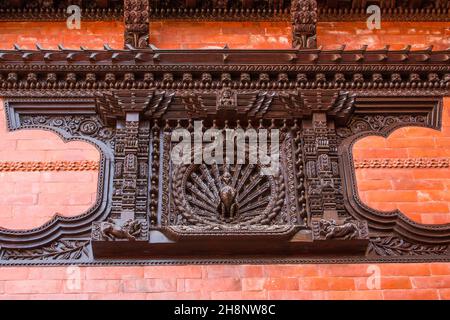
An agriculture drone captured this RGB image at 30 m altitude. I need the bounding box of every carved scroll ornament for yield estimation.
[0,47,449,265]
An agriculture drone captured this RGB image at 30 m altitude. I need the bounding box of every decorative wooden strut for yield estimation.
[124,0,150,48]
[291,0,317,49]
[0,47,449,265]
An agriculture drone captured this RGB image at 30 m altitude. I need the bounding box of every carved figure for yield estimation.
[100,218,142,241]
[218,166,239,220]
[318,218,359,240]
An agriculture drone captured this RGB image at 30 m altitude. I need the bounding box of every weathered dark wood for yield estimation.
[0,47,449,265]
[0,0,448,21]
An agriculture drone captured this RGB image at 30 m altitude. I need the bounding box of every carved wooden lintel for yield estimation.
[0,47,449,265]
[1,1,448,22]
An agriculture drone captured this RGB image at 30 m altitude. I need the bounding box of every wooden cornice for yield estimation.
[0,0,448,22]
[0,46,449,65]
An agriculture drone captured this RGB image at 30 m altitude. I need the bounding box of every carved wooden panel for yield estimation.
[0,0,448,21]
[0,46,449,265]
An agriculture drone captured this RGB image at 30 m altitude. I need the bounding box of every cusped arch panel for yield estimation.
[0,99,114,248]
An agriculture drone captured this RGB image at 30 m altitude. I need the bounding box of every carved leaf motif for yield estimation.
[368,237,448,257]
[2,240,90,261]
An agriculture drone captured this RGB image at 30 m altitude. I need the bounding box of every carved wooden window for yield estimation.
[0,0,449,265]
[0,46,448,265]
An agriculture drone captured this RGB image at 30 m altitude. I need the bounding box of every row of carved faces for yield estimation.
[0,0,123,9]
[1,72,449,86]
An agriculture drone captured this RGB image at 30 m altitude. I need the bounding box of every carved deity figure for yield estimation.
[218,166,238,220]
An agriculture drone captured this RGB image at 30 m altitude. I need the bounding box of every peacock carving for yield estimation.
[171,162,286,228]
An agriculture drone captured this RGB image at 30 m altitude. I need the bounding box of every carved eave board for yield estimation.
[0,0,449,22]
[0,47,449,265]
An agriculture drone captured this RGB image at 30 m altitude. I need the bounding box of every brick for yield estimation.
[411,276,450,289]
[143,266,202,279]
[318,264,371,277]
[75,280,121,293]
[356,180,392,191]
[122,278,177,293]
[86,267,144,280]
[298,277,355,291]
[38,193,93,206]
[391,179,444,191]
[420,214,450,224]
[396,202,450,214]
[28,293,90,300]
[430,263,450,275]
[242,278,266,291]
[365,191,418,203]
[240,265,264,278]
[325,290,383,300]
[206,265,240,278]
[264,278,299,290]
[379,264,431,276]
[184,278,241,292]
[145,292,205,300]
[0,194,37,205]
[210,291,244,299]
[28,267,79,280]
[0,294,31,300]
[267,290,326,300]
[0,267,29,280]
[5,280,62,294]
[241,291,268,300]
[40,171,94,183]
[264,265,318,277]
[89,293,146,300]
[438,288,450,299]
[383,289,439,300]
[355,277,412,290]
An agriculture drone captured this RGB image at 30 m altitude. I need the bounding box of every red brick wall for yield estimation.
[149,21,291,49]
[1,263,450,300]
[318,22,450,50]
[354,98,450,224]
[0,21,448,50]
[0,100,99,230]
[0,22,124,49]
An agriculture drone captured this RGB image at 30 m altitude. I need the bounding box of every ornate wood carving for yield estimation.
[0,47,449,265]
[291,0,317,49]
[124,0,150,48]
[0,1,448,21]
[0,160,99,172]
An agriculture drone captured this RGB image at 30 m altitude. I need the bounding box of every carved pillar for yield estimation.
[303,112,344,221]
[92,92,152,246]
[124,0,150,48]
[291,0,317,49]
[112,113,149,222]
